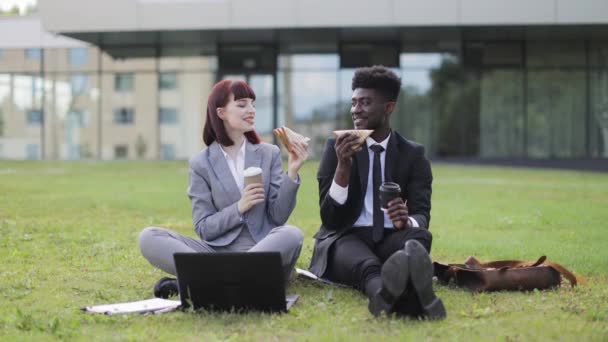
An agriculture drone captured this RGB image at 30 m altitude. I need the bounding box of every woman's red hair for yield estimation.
[203,79,261,146]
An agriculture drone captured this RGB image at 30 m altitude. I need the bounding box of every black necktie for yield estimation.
[370,144,385,243]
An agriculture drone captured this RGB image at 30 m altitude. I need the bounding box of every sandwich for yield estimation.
[332,129,374,152]
[332,129,374,148]
[273,126,311,150]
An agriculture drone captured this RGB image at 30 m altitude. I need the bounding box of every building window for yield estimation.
[115,73,134,92]
[0,109,4,136]
[25,48,42,60]
[113,108,134,124]
[68,145,81,160]
[161,144,175,160]
[114,145,128,159]
[68,110,90,127]
[159,107,178,124]
[70,74,89,95]
[26,144,39,159]
[27,109,43,125]
[68,48,89,67]
[159,72,178,90]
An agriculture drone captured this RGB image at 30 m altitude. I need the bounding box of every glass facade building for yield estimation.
[0,37,607,160]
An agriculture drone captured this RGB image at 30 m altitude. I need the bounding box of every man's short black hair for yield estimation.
[352,65,402,102]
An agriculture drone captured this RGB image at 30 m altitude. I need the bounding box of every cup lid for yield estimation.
[380,182,401,191]
[243,167,262,177]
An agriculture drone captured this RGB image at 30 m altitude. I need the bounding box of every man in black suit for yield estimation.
[309,66,446,319]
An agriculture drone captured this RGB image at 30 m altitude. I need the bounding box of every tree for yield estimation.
[135,135,147,159]
[0,5,20,16]
[429,59,480,157]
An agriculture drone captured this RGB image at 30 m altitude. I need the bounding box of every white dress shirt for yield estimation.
[329,134,419,229]
[219,139,246,194]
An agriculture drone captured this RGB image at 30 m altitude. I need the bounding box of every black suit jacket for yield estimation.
[308,131,433,277]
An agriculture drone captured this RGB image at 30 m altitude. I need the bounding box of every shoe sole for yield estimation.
[405,240,447,320]
[154,277,178,299]
[368,250,409,317]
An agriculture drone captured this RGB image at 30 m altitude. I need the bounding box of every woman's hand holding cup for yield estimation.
[239,167,265,214]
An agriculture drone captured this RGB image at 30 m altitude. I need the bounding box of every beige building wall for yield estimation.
[0,46,214,160]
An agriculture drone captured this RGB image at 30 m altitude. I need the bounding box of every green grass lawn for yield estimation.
[1,160,607,341]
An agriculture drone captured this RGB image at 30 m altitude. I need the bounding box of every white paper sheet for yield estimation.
[295,268,340,286]
[83,298,181,315]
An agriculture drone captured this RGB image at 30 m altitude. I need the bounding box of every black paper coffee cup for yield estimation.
[379,182,401,210]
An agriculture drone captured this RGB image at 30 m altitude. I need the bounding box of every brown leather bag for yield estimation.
[433,256,586,292]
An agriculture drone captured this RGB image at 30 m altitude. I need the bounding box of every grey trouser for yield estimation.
[138,225,304,282]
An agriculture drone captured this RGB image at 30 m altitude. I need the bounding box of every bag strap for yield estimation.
[464,255,586,287]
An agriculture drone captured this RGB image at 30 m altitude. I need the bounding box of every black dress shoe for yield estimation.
[404,240,446,320]
[153,277,178,299]
[368,250,409,317]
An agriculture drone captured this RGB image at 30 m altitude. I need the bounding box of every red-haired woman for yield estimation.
[139,79,308,298]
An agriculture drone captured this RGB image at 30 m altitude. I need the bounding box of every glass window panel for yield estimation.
[590,69,608,157]
[10,75,43,159]
[68,110,90,127]
[0,74,8,138]
[51,74,99,160]
[589,41,608,67]
[222,74,246,82]
[158,56,217,72]
[397,70,436,154]
[68,48,89,67]
[527,70,586,158]
[70,74,89,95]
[26,144,40,159]
[160,72,213,159]
[159,72,178,90]
[159,107,178,124]
[397,53,465,157]
[249,74,274,140]
[527,42,586,67]
[400,53,445,69]
[114,73,134,92]
[341,44,399,68]
[278,69,338,157]
[434,68,480,157]
[161,144,175,160]
[64,111,88,159]
[481,42,523,66]
[14,75,43,110]
[479,70,525,157]
[278,54,339,70]
[339,68,358,133]
[25,48,42,60]
[113,108,135,124]
[219,45,276,72]
[27,109,42,125]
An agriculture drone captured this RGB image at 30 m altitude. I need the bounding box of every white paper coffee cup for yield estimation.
[243,167,263,186]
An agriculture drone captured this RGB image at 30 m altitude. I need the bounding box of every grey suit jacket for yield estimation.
[187,140,300,246]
